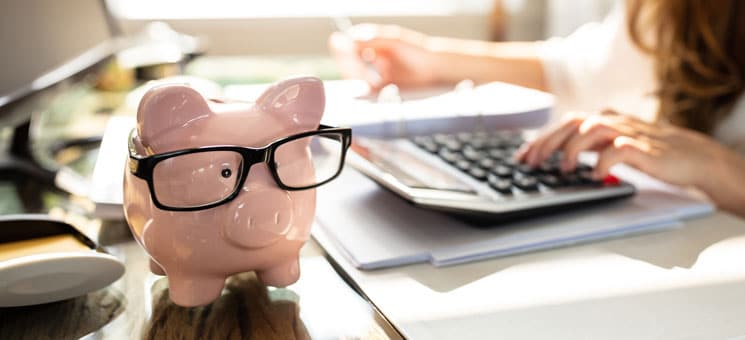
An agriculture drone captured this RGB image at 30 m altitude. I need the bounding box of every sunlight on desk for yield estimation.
[316,212,745,339]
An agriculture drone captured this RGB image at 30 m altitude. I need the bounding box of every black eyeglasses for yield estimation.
[128,124,352,211]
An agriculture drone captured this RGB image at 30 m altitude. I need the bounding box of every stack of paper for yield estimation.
[313,168,713,269]
[89,116,134,219]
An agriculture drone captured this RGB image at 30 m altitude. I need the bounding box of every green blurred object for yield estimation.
[0,184,23,215]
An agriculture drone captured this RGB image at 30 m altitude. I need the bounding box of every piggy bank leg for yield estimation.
[257,259,300,287]
[149,259,166,276]
[167,273,226,307]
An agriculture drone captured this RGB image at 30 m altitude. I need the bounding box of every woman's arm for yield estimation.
[699,147,745,218]
[328,24,547,91]
[424,36,547,91]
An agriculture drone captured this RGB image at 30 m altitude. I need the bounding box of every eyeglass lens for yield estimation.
[152,150,243,208]
[275,132,345,188]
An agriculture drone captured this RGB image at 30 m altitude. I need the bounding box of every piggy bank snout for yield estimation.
[223,187,294,249]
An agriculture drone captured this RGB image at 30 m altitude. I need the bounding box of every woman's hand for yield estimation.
[328,24,440,91]
[515,111,745,211]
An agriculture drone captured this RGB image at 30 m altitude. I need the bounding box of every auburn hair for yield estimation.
[627,0,745,133]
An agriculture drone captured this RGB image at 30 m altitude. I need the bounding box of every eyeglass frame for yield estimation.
[128,124,352,212]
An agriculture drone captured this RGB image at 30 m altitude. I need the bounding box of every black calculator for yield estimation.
[348,130,635,222]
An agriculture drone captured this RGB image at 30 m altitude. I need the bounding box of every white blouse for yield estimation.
[539,4,745,152]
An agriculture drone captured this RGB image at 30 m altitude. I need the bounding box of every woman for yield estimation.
[329,0,745,218]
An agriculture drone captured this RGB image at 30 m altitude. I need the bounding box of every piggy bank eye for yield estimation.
[221,168,233,178]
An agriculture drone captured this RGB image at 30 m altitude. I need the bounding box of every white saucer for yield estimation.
[0,251,125,307]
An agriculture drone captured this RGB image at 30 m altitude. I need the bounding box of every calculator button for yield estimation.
[438,148,463,164]
[487,148,509,160]
[488,174,513,194]
[478,158,497,169]
[455,159,472,171]
[603,175,621,186]
[491,164,513,177]
[539,174,561,187]
[468,166,488,181]
[462,147,485,161]
[514,175,539,191]
[516,164,536,175]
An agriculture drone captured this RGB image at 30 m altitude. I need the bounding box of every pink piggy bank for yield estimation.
[123,76,350,306]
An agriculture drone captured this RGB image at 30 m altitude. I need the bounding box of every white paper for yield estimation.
[314,168,714,270]
[225,79,554,137]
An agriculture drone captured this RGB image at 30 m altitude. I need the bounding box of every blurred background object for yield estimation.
[0,0,621,201]
[116,21,207,80]
[105,0,619,55]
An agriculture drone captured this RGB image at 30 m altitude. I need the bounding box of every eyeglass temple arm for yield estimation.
[127,128,149,179]
[317,124,352,147]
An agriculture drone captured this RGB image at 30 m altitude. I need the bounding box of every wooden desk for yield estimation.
[0,179,402,339]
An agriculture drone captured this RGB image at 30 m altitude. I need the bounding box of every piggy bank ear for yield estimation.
[137,84,212,150]
[257,77,325,129]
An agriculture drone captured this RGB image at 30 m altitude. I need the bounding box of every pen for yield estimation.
[332,16,383,86]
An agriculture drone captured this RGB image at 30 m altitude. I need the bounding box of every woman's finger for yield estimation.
[366,51,391,90]
[521,116,584,166]
[592,136,653,179]
[561,117,621,171]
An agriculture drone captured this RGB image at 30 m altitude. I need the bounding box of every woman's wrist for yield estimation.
[698,146,745,217]
[422,36,471,85]
[423,39,548,90]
